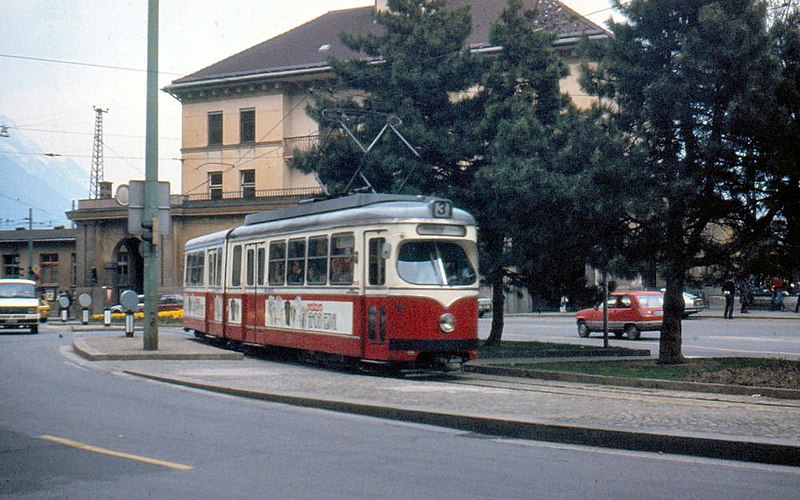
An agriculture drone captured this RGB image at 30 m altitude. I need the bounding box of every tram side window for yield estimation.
[257,247,266,286]
[207,249,217,286]
[330,233,355,285]
[287,239,306,285]
[209,247,222,286]
[268,241,286,285]
[307,236,328,285]
[368,237,386,286]
[185,251,205,286]
[246,247,256,286]
[231,245,243,287]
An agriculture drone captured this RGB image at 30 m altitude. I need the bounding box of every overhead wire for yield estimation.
[0,52,183,76]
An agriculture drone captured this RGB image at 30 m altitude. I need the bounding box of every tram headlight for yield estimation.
[438,313,456,333]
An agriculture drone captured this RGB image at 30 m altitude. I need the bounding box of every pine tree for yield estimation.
[294,0,585,345]
[294,0,479,195]
[467,0,577,344]
[589,0,774,363]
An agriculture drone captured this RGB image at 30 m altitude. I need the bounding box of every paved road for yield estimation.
[4,326,798,498]
[479,311,800,359]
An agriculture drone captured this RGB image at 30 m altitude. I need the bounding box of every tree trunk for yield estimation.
[659,274,686,365]
[483,272,505,346]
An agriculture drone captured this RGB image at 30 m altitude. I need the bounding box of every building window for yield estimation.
[208,111,222,146]
[2,254,20,278]
[70,253,77,287]
[40,254,59,284]
[241,169,255,198]
[209,171,223,200]
[240,108,255,143]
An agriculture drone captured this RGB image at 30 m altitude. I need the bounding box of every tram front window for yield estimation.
[397,241,476,286]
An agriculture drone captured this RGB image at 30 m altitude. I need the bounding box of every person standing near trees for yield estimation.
[770,276,786,311]
[738,276,752,314]
[722,278,736,319]
[794,279,800,313]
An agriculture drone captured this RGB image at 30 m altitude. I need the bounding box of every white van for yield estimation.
[0,279,40,334]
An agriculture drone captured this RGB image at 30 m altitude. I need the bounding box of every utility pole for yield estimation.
[28,208,33,279]
[89,106,108,199]
[142,0,160,350]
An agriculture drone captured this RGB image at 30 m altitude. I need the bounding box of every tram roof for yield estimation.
[244,194,447,225]
[184,194,475,251]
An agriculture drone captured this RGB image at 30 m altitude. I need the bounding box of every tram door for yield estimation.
[243,243,265,343]
[363,232,388,360]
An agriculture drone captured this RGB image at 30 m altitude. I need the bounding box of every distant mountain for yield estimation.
[0,116,87,229]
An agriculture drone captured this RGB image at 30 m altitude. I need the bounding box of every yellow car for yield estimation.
[39,299,51,322]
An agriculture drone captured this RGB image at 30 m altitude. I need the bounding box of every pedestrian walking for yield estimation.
[770,276,786,311]
[738,276,751,314]
[722,278,736,319]
[794,279,800,313]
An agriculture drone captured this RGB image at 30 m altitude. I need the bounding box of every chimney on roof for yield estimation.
[376,0,389,13]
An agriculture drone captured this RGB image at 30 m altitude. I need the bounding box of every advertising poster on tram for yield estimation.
[265,296,353,335]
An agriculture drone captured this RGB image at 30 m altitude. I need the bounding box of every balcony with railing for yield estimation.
[283,134,320,160]
[181,186,323,203]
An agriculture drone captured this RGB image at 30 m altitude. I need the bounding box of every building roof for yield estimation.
[0,228,77,243]
[167,0,606,93]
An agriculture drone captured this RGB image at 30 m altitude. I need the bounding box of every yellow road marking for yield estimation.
[39,435,193,471]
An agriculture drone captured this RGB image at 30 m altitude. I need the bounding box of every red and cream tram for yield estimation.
[183,194,480,369]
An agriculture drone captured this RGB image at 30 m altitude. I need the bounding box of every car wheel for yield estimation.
[625,324,640,340]
[613,331,623,339]
[30,324,39,335]
[478,311,485,318]
[577,321,590,338]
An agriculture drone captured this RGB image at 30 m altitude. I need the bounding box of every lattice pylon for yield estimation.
[89,106,108,199]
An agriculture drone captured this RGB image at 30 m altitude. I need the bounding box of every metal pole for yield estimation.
[28,208,33,278]
[142,0,159,350]
[602,269,609,349]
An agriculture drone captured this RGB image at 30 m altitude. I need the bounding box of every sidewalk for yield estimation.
[71,332,800,467]
[503,308,800,320]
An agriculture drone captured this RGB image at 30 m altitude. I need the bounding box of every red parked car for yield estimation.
[575,291,663,340]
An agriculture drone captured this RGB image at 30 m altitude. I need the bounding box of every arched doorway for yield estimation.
[113,238,143,300]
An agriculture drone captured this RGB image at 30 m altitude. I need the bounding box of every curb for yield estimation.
[477,348,651,359]
[72,338,244,361]
[464,364,800,400]
[124,369,800,467]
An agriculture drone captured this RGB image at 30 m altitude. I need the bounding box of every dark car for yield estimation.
[478,296,492,317]
[111,294,183,313]
[157,294,184,312]
[682,292,706,317]
[575,291,663,340]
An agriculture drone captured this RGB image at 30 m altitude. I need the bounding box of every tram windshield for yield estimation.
[397,241,476,286]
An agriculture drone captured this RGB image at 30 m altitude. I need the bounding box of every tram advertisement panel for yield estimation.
[265,295,354,335]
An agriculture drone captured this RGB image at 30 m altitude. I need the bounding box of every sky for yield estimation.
[0,1,618,197]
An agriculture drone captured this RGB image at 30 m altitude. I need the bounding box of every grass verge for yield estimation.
[495,357,800,390]
[477,340,649,359]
